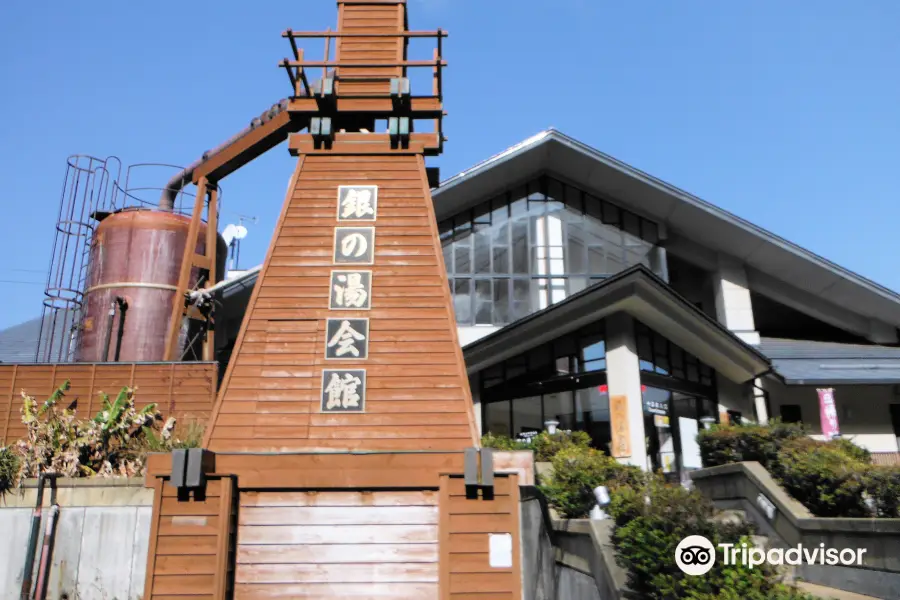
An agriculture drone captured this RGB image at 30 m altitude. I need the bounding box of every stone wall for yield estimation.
[692,462,900,599]
[0,478,152,600]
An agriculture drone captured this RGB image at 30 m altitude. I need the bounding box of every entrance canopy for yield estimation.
[463,265,771,384]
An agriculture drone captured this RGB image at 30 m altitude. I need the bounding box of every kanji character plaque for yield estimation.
[337,185,378,221]
[329,270,372,310]
[320,369,366,413]
[324,318,370,359]
[333,227,375,265]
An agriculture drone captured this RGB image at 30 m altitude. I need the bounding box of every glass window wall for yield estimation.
[441,176,660,326]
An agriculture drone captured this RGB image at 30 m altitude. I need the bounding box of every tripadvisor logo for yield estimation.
[675,536,716,576]
[675,535,868,576]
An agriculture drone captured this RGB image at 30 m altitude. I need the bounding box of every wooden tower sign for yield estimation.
[142,2,523,598]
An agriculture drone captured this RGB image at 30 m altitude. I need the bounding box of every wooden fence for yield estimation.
[0,362,218,443]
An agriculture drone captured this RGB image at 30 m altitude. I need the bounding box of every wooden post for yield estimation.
[3,364,17,443]
[203,185,219,362]
[163,177,208,362]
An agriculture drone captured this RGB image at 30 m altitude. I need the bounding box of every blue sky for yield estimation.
[1,0,898,333]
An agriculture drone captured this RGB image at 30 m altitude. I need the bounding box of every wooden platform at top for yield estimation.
[336,0,406,97]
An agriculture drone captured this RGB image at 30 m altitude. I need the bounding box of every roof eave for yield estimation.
[463,266,770,384]
[433,130,900,329]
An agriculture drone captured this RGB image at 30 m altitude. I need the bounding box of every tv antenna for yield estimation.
[222,214,257,271]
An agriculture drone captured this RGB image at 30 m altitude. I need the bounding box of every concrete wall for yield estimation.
[519,492,611,600]
[0,479,153,600]
[692,462,900,599]
[767,381,899,452]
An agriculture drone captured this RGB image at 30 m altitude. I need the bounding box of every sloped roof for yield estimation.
[431,129,900,330]
[759,337,900,385]
[463,265,771,384]
[0,316,43,363]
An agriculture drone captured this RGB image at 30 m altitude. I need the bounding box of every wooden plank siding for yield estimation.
[0,362,217,444]
[204,152,478,453]
[143,476,237,600]
[334,1,405,97]
[234,490,439,599]
[440,475,523,600]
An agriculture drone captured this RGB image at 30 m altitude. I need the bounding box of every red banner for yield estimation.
[817,388,840,440]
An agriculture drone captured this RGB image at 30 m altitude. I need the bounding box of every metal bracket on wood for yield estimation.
[426,167,440,189]
[310,117,334,148]
[317,77,336,109]
[464,446,495,500]
[390,77,411,109]
[389,116,410,148]
[170,448,215,499]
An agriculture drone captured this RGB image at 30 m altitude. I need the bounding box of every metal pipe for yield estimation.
[101,300,116,362]
[113,298,128,362]
[20,474,46,600]
[158,98,292,211]
[156,66,339,212]
[33,477,59,600]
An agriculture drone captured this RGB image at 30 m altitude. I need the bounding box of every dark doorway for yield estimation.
[780,404,802,424]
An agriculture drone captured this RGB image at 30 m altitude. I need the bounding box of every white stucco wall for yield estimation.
[766,382,900,453]
[457,326,499,347]
[715,376,756,422]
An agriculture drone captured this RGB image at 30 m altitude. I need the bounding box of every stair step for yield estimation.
[711,509,746,525]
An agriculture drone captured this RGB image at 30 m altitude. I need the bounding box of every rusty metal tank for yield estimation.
[76,208,227,362]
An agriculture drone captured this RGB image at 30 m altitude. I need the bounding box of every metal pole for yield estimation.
[33,476,59,600]
[101,301,116,362]
[20,475,46,600]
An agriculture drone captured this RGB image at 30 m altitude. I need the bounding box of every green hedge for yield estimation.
[538,446,644,518]
[698,422,899,518]
[480,430,592,462]
[0,446,19,496]
[609,477,815,600]
[492,430,816,598]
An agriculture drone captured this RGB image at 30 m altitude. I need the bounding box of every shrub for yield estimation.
[540,446,644,518]
[698,420,807,469]
[697,421,894,518]
[774,437,870,517]
[863,466,900,518]
[480,432,528,451]
[6,381,201,488]
[480,429,593,462]
[0,446,20,496]
[530,430,592,462]
[830,437,872,464]
[608,477,815,600]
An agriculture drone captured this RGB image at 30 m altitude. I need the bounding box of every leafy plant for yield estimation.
[774,437,870,517]
[481,429,594,463]
[139,417,205,452]
[530,430,592,462]
[698,420,807,469]
[608,476,816,600]
[7,381,202,488]
[697,420,900,518]
[864,466,900,518]
[539,445,644,518]
[480,432,529,451]
[0,445,20,496]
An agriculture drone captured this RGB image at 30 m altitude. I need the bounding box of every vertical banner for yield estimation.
[817,388,840,440]
[609,395,631,458]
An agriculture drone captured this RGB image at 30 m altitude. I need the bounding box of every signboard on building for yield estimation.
[610,395,631,458]
[817,388,840,440]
